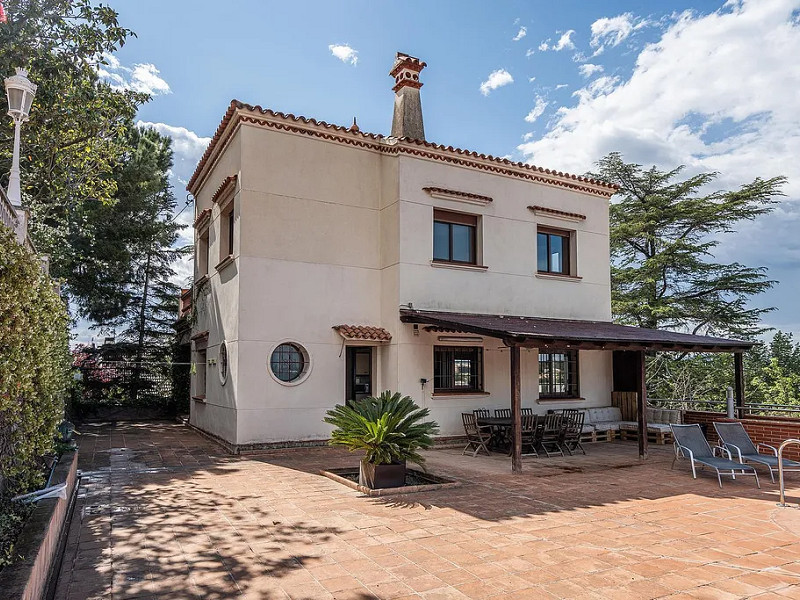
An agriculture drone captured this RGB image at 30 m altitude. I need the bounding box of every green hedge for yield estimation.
[0,228,70,497]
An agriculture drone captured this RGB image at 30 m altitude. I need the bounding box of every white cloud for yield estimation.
[526,48,535,58]
[554,83,569,90]
[524,96,549,123]
[553,30,577,51]
[539,30,577,52]
[578,63,604,78]
[137,121,210,169]
[517,0,800,335]
[328,43,358,65]
[97,53,171,95]
[513,26,527,41]
[480,69,514,96]
[590,12,649,55]
[528,76,536,83]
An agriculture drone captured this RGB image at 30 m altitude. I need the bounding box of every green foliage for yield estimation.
[593,152,785,338]
[647,332,800,410]
[324,391,439,467]
[0,1,155,321]
[0,228,70,506]
[0,501,32,570]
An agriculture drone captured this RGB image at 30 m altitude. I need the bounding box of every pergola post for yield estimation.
[510,344,522,473]
[734,351,745,419]
[636,350,648,460]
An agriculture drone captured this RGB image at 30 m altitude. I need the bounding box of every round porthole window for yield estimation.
[269,342,309,384]
[219,342,228,385]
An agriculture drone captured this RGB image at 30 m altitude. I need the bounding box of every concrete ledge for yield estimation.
[0,450,78,600]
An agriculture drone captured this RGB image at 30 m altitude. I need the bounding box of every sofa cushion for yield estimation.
[618,421,639,431]
[645,407,657,422]
[647,423,673,433]
[585,407,623,425]
[593,421,624,431]
[581,424,596,434]
[663,409,682,424]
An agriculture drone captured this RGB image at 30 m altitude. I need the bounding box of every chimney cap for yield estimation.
[389,52,427,77]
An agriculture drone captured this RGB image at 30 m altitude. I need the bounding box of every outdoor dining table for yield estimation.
[476,417,512,452]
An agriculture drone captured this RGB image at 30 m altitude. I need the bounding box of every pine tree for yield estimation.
[594,152,786,338]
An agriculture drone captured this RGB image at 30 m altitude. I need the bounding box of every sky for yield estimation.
[79,0,800,343]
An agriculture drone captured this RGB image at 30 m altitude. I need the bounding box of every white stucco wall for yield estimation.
[190,114,616,445]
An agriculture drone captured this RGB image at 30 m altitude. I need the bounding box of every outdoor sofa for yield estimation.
[581,406,682,444]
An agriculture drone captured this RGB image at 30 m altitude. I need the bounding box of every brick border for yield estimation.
[0,450,79,600]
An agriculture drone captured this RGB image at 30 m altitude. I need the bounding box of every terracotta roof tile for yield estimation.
[528,205,587,221]
[211,174,237,204]
[187,100,619,198]
[193,208,211,229]
[333,325,392,342]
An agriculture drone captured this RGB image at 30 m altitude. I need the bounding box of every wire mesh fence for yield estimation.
[72,361,191,418]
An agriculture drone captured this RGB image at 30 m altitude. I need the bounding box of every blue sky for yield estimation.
[82,0,800,343]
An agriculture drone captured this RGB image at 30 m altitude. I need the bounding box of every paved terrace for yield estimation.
[54,422,800,600]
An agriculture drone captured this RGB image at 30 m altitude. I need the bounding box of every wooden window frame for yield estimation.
[538,349,580,399]
[433,345,484,393]
[433,209,478,266]
[537,227,572,275]
[197,228,210,278]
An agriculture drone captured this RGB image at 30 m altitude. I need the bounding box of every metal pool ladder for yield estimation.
[777,439,800,507]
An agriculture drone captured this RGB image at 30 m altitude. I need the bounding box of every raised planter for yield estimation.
[321,467,460,497]
[0,450,79,600]
[359,460,406,489]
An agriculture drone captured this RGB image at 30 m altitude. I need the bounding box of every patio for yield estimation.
[54,421,800,600]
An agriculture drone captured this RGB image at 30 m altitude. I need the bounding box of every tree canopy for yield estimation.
[594,152,786,338]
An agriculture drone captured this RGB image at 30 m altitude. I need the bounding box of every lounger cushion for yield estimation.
[695,456,756,472]
[742,454,800,468]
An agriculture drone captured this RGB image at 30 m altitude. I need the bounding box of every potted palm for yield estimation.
[324,390,439,489]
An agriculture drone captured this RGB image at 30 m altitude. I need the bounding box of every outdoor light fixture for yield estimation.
[437,336,483,343]
[5,67,37,122]
[4,67,37,208]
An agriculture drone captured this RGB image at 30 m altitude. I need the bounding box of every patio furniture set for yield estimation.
[671,421,800,488]
[583,405,682,444]
[462,409,585,458]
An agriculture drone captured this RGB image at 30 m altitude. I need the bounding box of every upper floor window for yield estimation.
[538,350,579,398]
[537,228,571,275]
[219,203,234,262]
[433,209,477,265]
[434,346,483,393]
[197,229,209,277]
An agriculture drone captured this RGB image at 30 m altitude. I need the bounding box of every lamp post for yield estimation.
[4,68,37,208]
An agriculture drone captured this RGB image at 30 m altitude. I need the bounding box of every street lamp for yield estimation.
[4,68,37,207]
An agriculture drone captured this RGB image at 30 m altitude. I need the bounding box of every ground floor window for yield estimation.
[270,343,306,383]
[434,346,483,393]
[538,350,579,398]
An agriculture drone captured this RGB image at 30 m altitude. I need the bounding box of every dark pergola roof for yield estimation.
[399,309,753,352]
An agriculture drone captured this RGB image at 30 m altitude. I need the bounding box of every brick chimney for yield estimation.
[390,52,426,140]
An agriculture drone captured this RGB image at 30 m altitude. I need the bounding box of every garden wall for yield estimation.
[0,451,78,600]
[684,411,800,461]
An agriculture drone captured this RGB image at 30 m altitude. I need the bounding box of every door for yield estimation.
[346,347,373,404]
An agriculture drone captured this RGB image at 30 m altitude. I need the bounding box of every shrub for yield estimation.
[324,391,439,467]
[0,229,70,497]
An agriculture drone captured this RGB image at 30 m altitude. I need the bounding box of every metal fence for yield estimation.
[72,361,191,418]
[649,398,800,417]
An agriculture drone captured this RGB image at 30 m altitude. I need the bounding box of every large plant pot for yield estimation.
[359,460,406,489]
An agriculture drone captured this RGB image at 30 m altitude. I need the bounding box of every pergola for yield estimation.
[399,308,754,472]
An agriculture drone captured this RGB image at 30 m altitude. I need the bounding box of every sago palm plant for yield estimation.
[324,390,439,467]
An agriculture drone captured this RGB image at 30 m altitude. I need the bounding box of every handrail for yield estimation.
[777,439,800,507]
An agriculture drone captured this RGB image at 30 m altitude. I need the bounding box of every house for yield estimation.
[186,53,751,466]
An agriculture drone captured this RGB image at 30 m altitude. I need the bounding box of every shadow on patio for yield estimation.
[54,421,800,600]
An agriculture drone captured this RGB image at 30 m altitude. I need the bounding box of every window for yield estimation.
[537,228,571,275]
[219,204,234,263]
[270,343,307,383]
[538,350,579,398]
[218,342,228,385]
[433,209,477,264]
[194,349,207,399]
[197,229,209,277]
[434,346,483,393]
